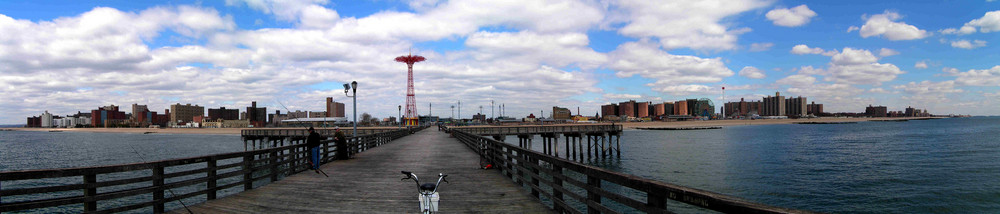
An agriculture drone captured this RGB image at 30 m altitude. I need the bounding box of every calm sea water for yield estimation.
[3,117,999,213]
[594,116,1000,213]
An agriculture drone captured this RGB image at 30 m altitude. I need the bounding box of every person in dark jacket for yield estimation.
[334,127,348,160]
[306,127,322,173]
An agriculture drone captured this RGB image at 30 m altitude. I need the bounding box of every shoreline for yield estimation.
[616,117,945,129]
[5,117,948,134]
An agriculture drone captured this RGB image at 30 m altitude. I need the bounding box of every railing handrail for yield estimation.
[0,126,429,213]
[450,128,815,214]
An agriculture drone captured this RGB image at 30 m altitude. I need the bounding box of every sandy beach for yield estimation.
[6,117,945,134]
[7,127,401,135]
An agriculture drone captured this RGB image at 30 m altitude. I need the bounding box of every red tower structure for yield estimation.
[395,53,425,126]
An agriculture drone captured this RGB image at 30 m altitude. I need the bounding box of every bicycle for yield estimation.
[401,171,449,213]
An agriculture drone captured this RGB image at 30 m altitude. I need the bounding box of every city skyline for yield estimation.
[3,1,1000,124]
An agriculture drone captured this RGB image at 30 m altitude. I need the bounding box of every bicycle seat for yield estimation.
[420,183,436,191]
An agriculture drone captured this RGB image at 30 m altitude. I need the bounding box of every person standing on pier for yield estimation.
[307,127,322,173]
[334,127,349,160]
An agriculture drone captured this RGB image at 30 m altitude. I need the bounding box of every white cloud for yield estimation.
[790,44,837,56]
[608,41,733,93]
[940,10,1000,35]
[0,2,616,123]
[654,84,715,96]
[614,0,770,50]
[893,80,964,104]
[950,39,987,49]
[739,66,766,79]
[859,11,929,40]
[954,65,1000,86]
[893,80,963,94]
[776,74,816,86]
[749,42,774,52]
[847,26,859,32]
[765,5,818,27]
[603,93,643,100]
[791,47,905,85]
[915,60,929,69]
[878,48,900,57]
[869,88,888,93]
[797,66,825,75]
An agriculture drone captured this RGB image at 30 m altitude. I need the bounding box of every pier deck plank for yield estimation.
[173,129,552,213]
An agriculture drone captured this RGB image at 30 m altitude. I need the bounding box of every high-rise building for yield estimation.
[131,104,148,122]
[309,111,326,118]
[674,100,688,116]
[618,100,637,118]
[170,103,204,123]
[763,92,786,116]
[552,106,572,120]
[865,105,888,117]
[636,102,650,118]
[807,101,824,115]
[208,107,239,120]
[653,103,665,116]
[785,96,807,117]
[326,97,345,117]
[601,104,618,118]
[41,111,53,128]
[246,101,267,127]
[91,105,127,127]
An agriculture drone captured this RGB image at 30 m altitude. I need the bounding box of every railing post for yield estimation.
[153,164,165,213]
[83,173,97,212]
[529,156,540,199]
[587,175,601,214]
[244,154,253,191]
[270,148,279,182]
[552,165,564,212]
[207,157,217,200]
[647,190,667,210]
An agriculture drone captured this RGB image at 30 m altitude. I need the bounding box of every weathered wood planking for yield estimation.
[172,129,554,213]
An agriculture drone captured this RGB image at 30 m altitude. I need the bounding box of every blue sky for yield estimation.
[2,0,999,124]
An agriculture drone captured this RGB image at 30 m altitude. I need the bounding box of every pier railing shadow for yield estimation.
[0,126,428,213]
[450,128,816,214]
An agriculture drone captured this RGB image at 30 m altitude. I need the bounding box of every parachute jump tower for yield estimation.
[395,53,426,126]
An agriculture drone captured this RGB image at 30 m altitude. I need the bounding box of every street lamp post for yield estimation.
[398,105,401,128]
[343,81,358,137]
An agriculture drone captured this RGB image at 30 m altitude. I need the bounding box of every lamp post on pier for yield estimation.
[343,81,357,137]
[398,105,401,128]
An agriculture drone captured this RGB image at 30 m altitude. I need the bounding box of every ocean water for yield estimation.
[4,117,1000,213]
[592,116,1000,213]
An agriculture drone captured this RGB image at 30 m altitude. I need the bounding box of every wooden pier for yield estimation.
[2,125,816,213]
[448,124,623,162]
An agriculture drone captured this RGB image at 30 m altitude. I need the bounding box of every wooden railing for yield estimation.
[449,125,622,136]
[451,129,814,214]
[241,127,401,139]
[0,126,428,213]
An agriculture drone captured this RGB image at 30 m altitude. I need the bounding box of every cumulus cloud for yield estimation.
[608,41,733,94]
[915,60,929,69]
[878,48,900,57]
[859,11,929,40]
[0,2,615,124]
[950,39,987,49]
[826,48,904,84]
[776,74,816,86]
[953,65,1000,86]
[790,44,837,56]
[614,0,770,50]
[940,10,1000,35]
[765,5,818,27]
[749,42,774,52]
[739,66,767,79]
[893,80,964,104]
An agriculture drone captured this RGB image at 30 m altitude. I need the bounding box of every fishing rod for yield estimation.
[274,99,330,177]
[126,143,194,214]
